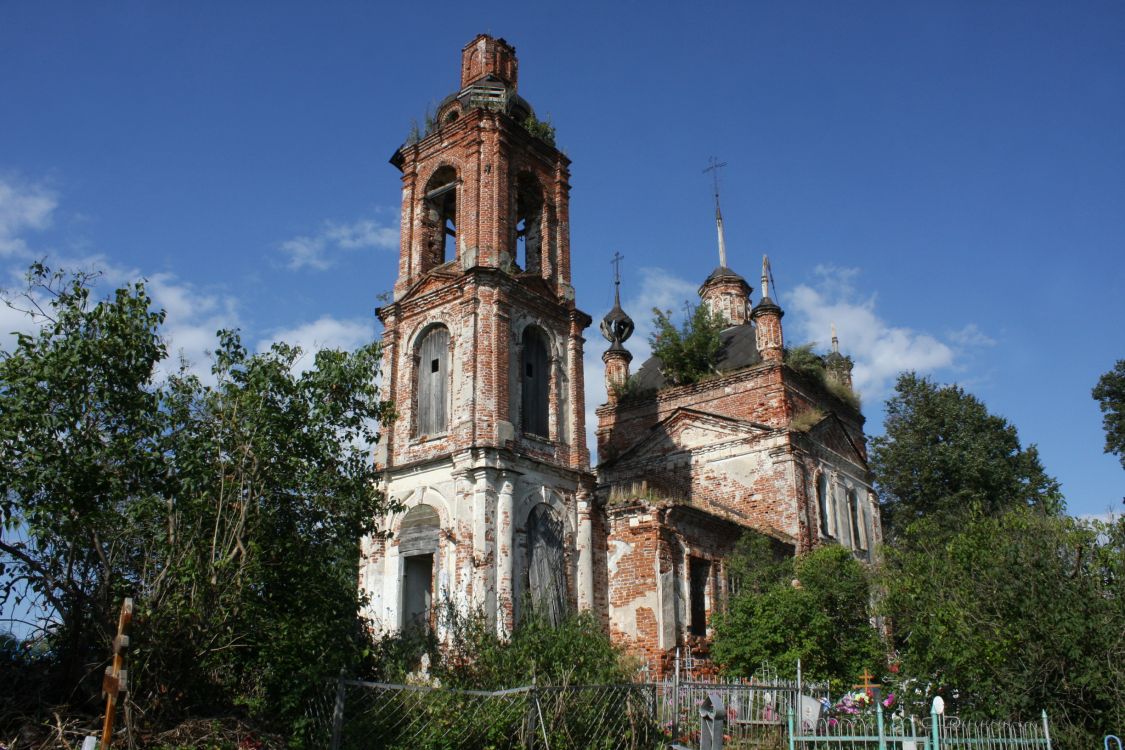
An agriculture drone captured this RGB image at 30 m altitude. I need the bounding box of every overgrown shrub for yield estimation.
[650,304,724,386]
[783,343,861,411]
[712,539,884,691]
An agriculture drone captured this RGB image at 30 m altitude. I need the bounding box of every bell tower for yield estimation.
[364,35,595,638]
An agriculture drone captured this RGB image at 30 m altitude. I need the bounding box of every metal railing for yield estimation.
[787,705,1053,750]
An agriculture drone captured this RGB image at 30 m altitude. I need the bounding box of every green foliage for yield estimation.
[436,607,629,689]
[1092,358,1125,470]
[881,510,1125,747]
[0,264,394,742]
[0,262,167,699]
[784,343,824,381]
[790,407,826,432]
[609,374,655,404]
[712,540,883,691]
[784,343,861,411]
[649,303,724,386]
[521,113,557,147]
[870,372,1063,542]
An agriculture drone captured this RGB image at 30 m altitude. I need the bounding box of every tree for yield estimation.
[711,539,884,689]
[1092,359,1125,470]
[1,265,394,740]
[0,263,167,697]
[870,373,1063,541]
[881,510,1124,747]
[649,303,724,386]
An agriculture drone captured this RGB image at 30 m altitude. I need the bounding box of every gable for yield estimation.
[604,408,772,467]
[807,413,868,466]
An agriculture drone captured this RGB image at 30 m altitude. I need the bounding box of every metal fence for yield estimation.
[304,675,1054,750]
[787,706,1053,750]
[310,678,660,750]
[652,662,831,749]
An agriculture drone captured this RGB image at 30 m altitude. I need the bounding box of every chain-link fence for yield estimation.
[304,677,660,750]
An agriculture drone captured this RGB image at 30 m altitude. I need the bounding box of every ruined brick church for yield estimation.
[360,35,879,675]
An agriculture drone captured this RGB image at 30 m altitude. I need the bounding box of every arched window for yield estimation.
[399,504,439,631]
[817,473,830,538]
[848,489,861,549]
[521,326,550,437]
[423,166,457,268]
[514,172,543,274]
[526,504,567,626]
[416,325,450,436]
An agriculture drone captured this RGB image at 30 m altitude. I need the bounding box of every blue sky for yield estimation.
[2,0,1122,525]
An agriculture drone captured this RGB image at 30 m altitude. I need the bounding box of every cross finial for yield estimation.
[611,251,624,305]
[703,157,729,267]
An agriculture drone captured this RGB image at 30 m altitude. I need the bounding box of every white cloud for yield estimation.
[279,216,398,271]
[0,176,56,258]
[257,315,374,373]
[946,323,996,348]
[787,265,956,400]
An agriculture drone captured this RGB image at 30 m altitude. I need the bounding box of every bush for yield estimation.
[712,540,884,691]
[650,304,724,386]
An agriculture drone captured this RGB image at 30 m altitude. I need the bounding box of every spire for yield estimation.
[601,252,634,399]
[600,251,635,350]
[825,321,854,391]
[751,254,784,362]
[703,157,729,268]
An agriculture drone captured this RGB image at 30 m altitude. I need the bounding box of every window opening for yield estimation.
[423,167,457,268]
[817,473,830,538]
[849,490,862,550]
[521,327,550,437]
[416,326,450,435]
[689,557,710,636]
[514,173,543,274]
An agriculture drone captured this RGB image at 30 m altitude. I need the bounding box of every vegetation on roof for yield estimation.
[649,303,724,386]
[783,342,861,411]
[521,112,556,146]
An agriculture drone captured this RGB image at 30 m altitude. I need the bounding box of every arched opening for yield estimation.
[514,172,543,274]
[526,503,567,626]
[848,489,861,549]
[520,326,550,437]
[415,325,450,436]
[817,473,830,538]
[422,166,457,268]
[399,504,440,631]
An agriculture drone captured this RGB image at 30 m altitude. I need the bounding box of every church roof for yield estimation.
[631,322,762,391]
[702,265,747,284]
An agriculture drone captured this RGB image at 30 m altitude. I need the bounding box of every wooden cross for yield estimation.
[100,597,133,749]
[853,669,882,695]
[610,251,624,286]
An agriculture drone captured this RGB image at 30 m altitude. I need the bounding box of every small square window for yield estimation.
[431,359,440,373]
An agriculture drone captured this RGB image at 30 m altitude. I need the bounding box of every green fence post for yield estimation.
[930,707,940,750]
[877,701,887,750]
[1041,710,1052,750]
[787,706,796,750]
